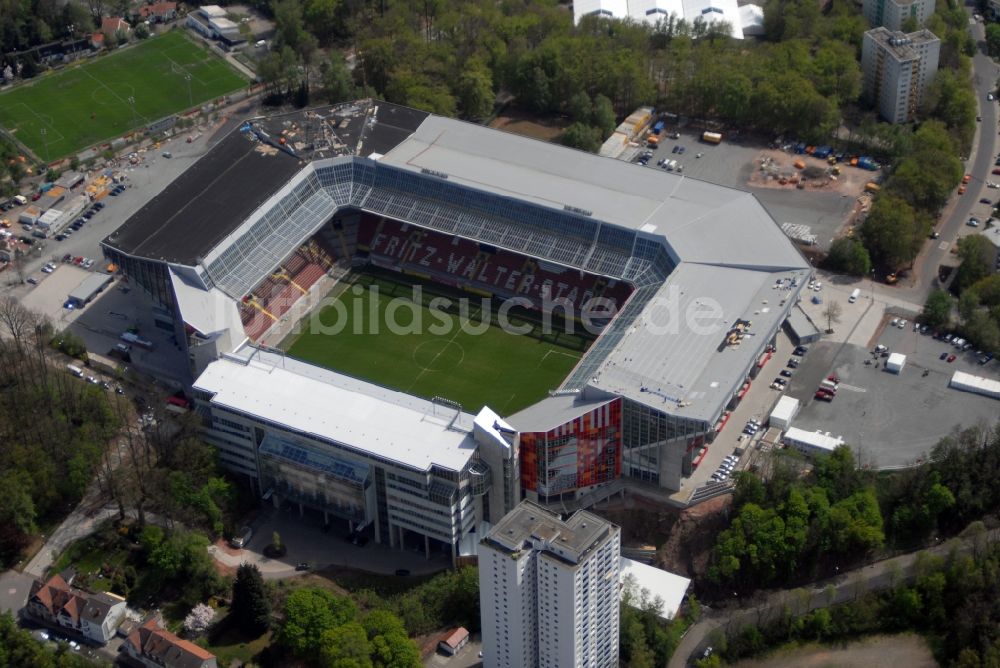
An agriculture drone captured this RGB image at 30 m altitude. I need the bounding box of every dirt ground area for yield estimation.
[747,148,876,199]
[489,107,569,142]
[730,634,937,668]
[595,493,732,579]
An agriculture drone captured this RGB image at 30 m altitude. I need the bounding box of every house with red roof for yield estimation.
[101,17,132,39]
[26,573,127,644]
[138,1,178,23]
[123,617,218,668]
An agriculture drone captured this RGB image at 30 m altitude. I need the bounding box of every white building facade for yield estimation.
[192,348,520,564]
[863,0,935,32]
[479,501,621,668]
[861,28,940,124]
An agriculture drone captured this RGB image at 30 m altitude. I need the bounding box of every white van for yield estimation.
[849,288,860,303]
[66,364,84,377]
[12,195,27,206]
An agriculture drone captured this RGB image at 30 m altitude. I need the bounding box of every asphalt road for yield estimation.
[669,528,1000,668]
[899,14,997,305]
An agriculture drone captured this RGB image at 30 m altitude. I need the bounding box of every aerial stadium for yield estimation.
[102,99,811,562]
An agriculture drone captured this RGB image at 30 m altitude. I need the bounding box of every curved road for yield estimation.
[669,528,1000,668]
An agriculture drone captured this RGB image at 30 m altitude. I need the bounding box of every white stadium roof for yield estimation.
[193,348,479,472]
[572,0,761,38]
[620,557,691,620]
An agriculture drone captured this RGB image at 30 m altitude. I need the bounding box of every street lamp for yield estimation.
[127,96,138,131]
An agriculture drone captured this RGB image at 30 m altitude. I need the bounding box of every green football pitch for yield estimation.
[285,271,593,416]
[0,31,246,160]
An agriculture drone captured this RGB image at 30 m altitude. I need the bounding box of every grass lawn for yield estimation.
[285,270,591,415]
[50,526,133,593]
[0,31,246,159]
[197,612,272,667]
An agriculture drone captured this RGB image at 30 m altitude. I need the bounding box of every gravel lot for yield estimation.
[729,633,936,668]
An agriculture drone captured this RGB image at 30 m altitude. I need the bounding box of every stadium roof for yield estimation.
[169,268,245,340]
[103,129,304,265]
[583,263,807,421]
[379,115,806,272]
[111,99,810,425]
[103,103,428,266]
[193,347,478,472]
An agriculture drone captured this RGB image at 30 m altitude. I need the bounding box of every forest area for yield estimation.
[707,422,1000,593]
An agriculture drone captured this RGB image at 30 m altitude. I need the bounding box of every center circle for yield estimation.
[412,339,465,373]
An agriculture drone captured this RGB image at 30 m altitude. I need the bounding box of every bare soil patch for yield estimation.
[748,149,874,199]
[730,634,936,668]
[594,493,732,580]
[489,107,568,142]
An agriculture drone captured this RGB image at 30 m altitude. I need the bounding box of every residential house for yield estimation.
[438,627,470,656]
[101,17,132,40]
[25,573,127,644]
[90,32,105,50]
[123,617,218,668]
[138,1,179,23]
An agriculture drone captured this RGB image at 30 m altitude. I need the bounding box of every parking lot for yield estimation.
[624,128,858,251]
[786,318,1000,468]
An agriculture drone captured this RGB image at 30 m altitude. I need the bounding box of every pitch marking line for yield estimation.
[78,67,150,124]
[8,102,66,145]
[407,304,481,391]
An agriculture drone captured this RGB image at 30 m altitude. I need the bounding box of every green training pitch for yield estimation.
[285,271,593,416]
[0,31,247,160]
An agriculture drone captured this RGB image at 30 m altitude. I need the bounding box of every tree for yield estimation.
[456,59,494,119]
[277,588,357,657]
[922,290,953,330]
[232,563,271,635]
[861,195,921,270]
[826,237,871,276]
[593,94,616,139]
[359,608,420,666]
[823,301,842,333]
[322,53,355,103]
[988,24,1000,58]
[320,622,372,668]
[955,235,995,293]
[183,603,215,635]
[561,123,600,153]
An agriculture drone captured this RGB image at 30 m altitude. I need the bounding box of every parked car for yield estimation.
[814,390,833,402]
[295,562,310,571]
[947,354,957,363]
[940,352,949,360]
[980,197,992,204]
[793,345,808,355]
[780,369,793,378]
[787,358,799,368]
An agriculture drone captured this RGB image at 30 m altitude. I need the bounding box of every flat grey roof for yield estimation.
[193,346,479,472]
[68,273,113,302]
[379,115,809,272]
[507,393,615,433]
[587,263,809,422]
[484,500,616,563]
[786,303,821,341]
